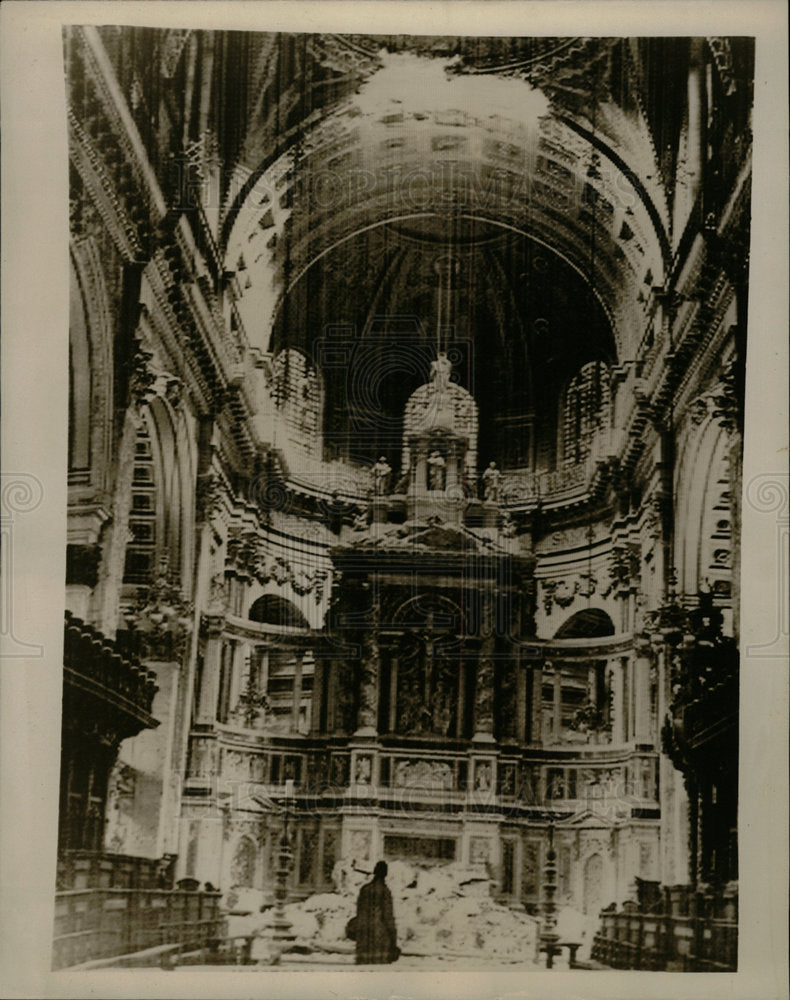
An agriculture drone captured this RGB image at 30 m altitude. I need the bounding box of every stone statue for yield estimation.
[372,456,391,496]
[352,502,370,532]
[475,761,492,791]
[355,755,372,784]
[500,511,517,537]
[430,351,452,396]
[482,461,501,502]
[427,450,446,491]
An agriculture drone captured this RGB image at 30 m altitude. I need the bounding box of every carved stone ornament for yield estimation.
[393,759,454,791]
[643,496,665,541]
[541,577,579,614]
[226,528,327,603]
[687,358,739,434]
[603,542,641,597]
[125,554,193,659]
[206,572,229,616]
[126,339,185,413]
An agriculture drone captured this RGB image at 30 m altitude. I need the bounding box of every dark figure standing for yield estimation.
[355,861,399,964]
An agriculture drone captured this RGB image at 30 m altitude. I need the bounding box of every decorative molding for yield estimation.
[602,542,641,597]
[226,528,327,602]
[124,555,193,659]
[540,577,579,614]
[196,473,224,523]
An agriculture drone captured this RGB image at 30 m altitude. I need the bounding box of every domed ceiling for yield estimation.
[223,37,673,474]
[271,221,614,471]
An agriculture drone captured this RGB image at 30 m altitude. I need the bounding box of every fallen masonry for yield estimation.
[242,859,541,964]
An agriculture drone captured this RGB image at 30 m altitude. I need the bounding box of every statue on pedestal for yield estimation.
[430,352,452,396]
[482,461,502,502]
[372,456,391,496]
[427,450,446,491]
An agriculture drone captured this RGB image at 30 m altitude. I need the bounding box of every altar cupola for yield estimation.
[400,351,479,524]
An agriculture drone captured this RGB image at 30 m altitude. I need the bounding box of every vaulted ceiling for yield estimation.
[226,35,672,368]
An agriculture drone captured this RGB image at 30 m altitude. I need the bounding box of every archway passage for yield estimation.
[249,594,311,630]
[554,609,615,639]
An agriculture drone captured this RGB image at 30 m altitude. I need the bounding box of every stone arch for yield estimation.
[674,413,732,600]
[392,592,463,631]
[249,593,311,630]
[69,259,92,474]
[124,396,195,588]
[68,239,114,490]
[553,608,615,639]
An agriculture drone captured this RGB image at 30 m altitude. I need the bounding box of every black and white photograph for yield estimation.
[0,3,787,998]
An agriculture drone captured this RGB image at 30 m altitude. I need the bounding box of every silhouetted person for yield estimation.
[355,860,399,964]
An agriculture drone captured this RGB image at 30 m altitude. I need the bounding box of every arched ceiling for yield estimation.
[269,220,615,471]
[225,37,670,364]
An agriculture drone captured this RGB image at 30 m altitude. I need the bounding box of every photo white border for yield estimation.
[1,2,787,998]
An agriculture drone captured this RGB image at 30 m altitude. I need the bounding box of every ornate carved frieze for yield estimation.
[196,473,224,523]
[602,542,641,597]
[540,577,579,614]
[391,759,454,791]
[226,528,327,603]
[125,556,194,660]
[686,349,740,435]
[706,38,738,96]
[124,337,184,414]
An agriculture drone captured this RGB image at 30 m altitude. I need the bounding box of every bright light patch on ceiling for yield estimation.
[349,50,550,128]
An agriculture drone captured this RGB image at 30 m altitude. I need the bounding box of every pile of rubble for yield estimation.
[248,859,539,963]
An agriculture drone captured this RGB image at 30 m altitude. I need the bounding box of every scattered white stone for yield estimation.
[257,860,539,962]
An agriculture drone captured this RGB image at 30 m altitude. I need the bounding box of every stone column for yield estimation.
[291,652,303,733]
[195,615,224,724]
[228,640,244,714]
[413,443,427,495]
[98,406,143,635]
[445,441,459,493]
[355,590,379,736]
[473,591,496,742]
[388,655,399,733]
[516,662,528,742]
[325,661,336,732]
[610,657,627,744]
[530,661,543,744]
[552,664,562,740]
[310,656,324,735]
[633,638,654,745]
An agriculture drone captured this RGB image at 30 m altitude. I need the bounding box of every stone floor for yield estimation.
[174,953,545,971]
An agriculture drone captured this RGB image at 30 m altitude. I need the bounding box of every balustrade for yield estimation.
[64,612,158,721]
[592,883,737,971]
[52,886,224,969]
